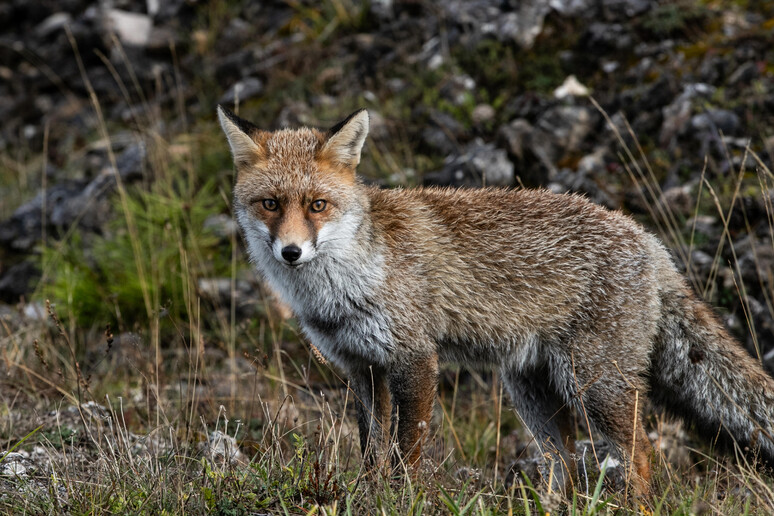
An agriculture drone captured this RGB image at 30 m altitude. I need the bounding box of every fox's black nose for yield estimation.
[281,245,302,263]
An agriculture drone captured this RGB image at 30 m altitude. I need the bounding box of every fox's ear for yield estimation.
[217,105,264,166]
[320,109,369,168]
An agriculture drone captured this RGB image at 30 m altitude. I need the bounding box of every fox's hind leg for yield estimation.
[501,362,577,493]
[577,380,652,495]
[551,350,653,496]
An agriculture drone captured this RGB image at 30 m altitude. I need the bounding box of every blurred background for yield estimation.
[0,0,773,513]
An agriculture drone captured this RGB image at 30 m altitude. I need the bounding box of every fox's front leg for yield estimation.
[388,353,439,467]
[349,364,392,468]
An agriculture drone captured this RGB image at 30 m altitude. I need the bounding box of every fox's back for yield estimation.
[367,187,669,364]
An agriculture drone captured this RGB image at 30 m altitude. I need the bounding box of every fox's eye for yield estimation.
[262,199,278,211]
[310,200,327,213]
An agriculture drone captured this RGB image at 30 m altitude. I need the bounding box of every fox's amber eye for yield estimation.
[310,200,327,213]
[262,199,278,211]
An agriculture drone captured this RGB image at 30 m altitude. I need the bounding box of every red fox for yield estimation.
[218,106,774,494]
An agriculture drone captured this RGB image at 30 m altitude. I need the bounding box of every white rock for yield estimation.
[104,9,153,47]
[203,431,246,465]
[553,75,590,99]
[35,13,72,38]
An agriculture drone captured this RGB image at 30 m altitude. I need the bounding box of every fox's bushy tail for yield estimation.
[649,287,774,464]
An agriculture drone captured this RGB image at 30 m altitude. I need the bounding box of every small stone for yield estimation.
[553,75,590,99]
[727,62,758,87]
[600,0,654,20]
[115,142,146,180]
[549,0,596,16]
[203,214,239,240]
[103,9,153,47]
[660,184,695,217]
[424,140,513,187]
[367,110,389,140]
[219,77,264,105]
[35,12,72,38]
[202,431,246,466]
[0,261,40,302]
[691,109,740,135]
[498,118,533,160]
[471,104,496,125]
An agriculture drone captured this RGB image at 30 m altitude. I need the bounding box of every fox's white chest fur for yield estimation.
[237,208,395,367]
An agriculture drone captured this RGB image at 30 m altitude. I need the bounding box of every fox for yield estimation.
[217,106,774,495]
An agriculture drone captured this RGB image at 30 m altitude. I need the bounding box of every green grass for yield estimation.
[42,175,230,329]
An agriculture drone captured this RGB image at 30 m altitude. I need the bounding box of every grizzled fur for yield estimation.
[218,106,774,495]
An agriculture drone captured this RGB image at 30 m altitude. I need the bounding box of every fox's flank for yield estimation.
[219,106,774,497]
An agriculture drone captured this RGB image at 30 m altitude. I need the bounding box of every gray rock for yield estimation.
[35,12,72,38]
[549,0,595,16]
[203,214,239,240]
[0,181,84,251]
[659,83,716,147]
[219,77,264,105]
[115,142,147,180]
[197,277,252,302]
[582,22,633,51]
[442,0,552,49]
[553,148,617,208]
[533,105,595,176]
[217,18,255,54]
[698,54,729,85]
[660,184,695,218]
[367,109,390,140]
[439,74,476,106]
[49,173,113,230]
[102,9,153,47]
[691,109,740,136]
[275,101,315,128]
[727,61,758,87]
[505,454,542,487]
[0,143,145,253]
[0,304,23,333]
[734,236,774,287]
[498,118,533,160]
[144,25,178,53]
[421,111,468,155]
[472,104,496,126]
[424,140,513,187]
[151,0,191,22]
[0,261,40,302]
[499,106,595,184]
[600,0,653,20]
[1,451,33,477]
[201,430,247,466]
[370,0,394,20]
[686,216,717,239]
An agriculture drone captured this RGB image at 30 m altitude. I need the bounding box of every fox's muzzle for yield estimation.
[271,238,317,266]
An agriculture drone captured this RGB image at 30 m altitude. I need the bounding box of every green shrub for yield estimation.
[42,177,231,331]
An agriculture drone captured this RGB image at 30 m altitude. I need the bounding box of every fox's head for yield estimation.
[218,107,369,269]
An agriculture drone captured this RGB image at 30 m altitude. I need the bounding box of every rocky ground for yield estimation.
[0,0,774,513]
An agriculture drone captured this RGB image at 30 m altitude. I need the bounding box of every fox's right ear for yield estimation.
[217,105,264,166]
[320,109,369,169]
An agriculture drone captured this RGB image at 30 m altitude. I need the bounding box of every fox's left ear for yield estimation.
[320,109,369,169]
